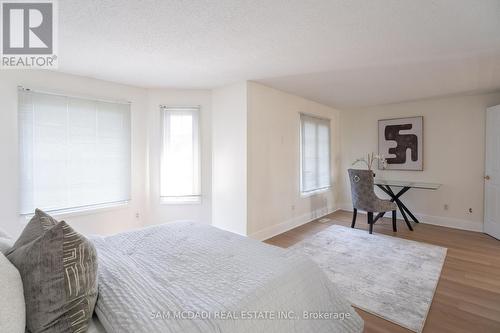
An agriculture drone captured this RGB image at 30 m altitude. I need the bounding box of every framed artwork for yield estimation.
[378,116,423,170]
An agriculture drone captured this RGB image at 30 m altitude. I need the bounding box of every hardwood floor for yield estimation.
[265,210,500,333]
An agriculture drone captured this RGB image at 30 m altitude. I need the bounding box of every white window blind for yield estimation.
[18,89,131,215]
[160,106,201,203]
[300,114,331,194]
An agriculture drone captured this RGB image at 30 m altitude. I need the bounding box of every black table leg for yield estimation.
[387,186,420,224]
[373,186,406,222]
[394,198,413,231]
[399,202,420,223]
[375,185,416,231]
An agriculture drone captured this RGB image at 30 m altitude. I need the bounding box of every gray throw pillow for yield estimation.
[7,216,98,333]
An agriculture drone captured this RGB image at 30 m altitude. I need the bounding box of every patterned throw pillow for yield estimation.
[7,210,98,333]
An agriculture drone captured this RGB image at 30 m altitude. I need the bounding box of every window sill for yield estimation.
[21,201,130,221]
[160,196,202,205]
[300,187,331,198]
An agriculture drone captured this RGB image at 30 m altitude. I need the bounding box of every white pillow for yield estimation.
[0,229,13,254]
[0,253,25,333]
[0,237,13,254]
[0,228,10,238]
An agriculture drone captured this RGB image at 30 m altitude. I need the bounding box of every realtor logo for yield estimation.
[1,0,58,68]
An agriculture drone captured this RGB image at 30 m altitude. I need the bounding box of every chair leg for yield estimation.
[367,212,374,234]
[351,208,357,228]
[392,210,397,232]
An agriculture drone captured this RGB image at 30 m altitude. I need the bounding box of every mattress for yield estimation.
[88,314,106,333]
[91,222,363,333]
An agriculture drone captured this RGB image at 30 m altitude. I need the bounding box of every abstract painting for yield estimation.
[378,116,423,170]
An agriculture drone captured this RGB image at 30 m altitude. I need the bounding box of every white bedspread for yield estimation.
[91,222,363,333]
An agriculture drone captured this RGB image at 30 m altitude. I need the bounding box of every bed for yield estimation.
[88,315,107,333]
[90,221,364,333]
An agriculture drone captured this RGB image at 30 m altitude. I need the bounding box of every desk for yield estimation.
[373,179,441,231]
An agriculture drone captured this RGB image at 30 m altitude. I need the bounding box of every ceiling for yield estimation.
[59,0,500,108]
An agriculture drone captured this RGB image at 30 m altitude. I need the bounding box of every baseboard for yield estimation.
[337,203,483,233]
[249,202,484,241]
[249,207,339,241]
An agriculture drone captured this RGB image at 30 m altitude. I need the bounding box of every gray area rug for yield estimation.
[288,225,447,332]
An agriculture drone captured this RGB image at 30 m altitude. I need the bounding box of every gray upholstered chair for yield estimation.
[348,169,397,234]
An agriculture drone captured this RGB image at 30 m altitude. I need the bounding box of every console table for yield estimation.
[373,179,441,231]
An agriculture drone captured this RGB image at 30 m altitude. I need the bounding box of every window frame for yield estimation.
[18,87,132,217]
[299,113,332,196]
[159,105,202,205]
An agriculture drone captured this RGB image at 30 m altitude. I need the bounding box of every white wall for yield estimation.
[0,72,214,238]
[339,92,500,232]
[3,71,495,238]
[211,82,248,235]
[145,89,212,226]
[247,82,342,240]
[0,71,148,237]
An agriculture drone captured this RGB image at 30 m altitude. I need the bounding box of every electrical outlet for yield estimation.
[468,208,473,214]
[135,212,140,219]
[444,204,449,210]
[291,205,295,211]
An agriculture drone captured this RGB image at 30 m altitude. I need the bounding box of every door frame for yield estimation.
[484,105,500,239]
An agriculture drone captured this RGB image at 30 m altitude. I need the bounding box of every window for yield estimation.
[300,114,331,194]
[160,106,201,203]
[18,88,131,215]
